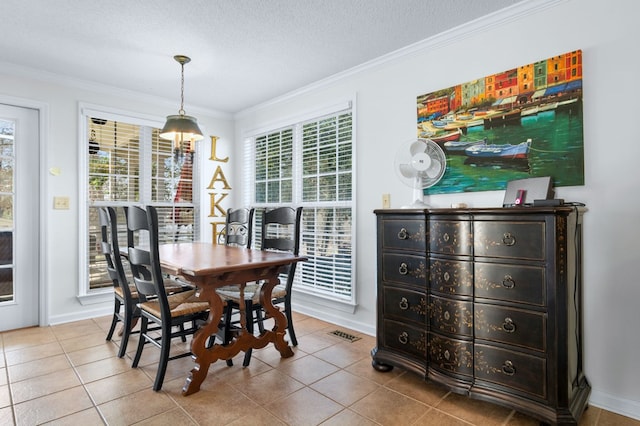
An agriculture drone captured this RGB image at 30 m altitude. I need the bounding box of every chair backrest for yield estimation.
[224,208,254,248]
[125,205,171,318]
[261,207,303,286]
[98,206,132,299]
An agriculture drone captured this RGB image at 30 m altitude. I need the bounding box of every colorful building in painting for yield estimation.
[461,79,485,108]
[517,63,535,103]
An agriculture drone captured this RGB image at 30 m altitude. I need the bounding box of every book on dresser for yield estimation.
[371,207,590,426]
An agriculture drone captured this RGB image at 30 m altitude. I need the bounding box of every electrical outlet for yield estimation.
[382,193,391,208]
[53,196,70,210]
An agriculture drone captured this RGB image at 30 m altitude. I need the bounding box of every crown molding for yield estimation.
[235,0,566,119]
[0,61,233,120]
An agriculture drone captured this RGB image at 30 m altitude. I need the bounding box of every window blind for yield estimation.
[244,106,354,302]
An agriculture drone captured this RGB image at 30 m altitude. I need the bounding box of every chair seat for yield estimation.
[114,285,138,299]
[216,283,287,304]
[139,289,209,318]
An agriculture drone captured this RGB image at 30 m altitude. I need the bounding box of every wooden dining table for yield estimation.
[157,242,307,396]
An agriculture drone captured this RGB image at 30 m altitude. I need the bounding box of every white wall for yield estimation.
[234,0,640,420]
[0,69,236,323]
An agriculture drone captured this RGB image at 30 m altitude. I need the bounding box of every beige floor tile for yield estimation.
[578,405,602,426]
[0,368,6,386]
[251,344,305,368]
[412,407,469,425]
[345,357,405,385]
[172,380,260,425]
[7,353,72,383]
[4,341,64,367]
[97,388,176,426]
[2,327,57,351]
[320,408,379,425]
[58,332,110,353]
[435,392,513,426]
[385,372,449,407]
[0,384,11,409]
[66,341,120,367]
[84,369,153,405]
[265,387,344,426]
[351,387,430,425]
[13,386,93,425]
[233,369,304,405]
[226,406,287,426]
[74,356,132,384]
[598,409,640,426]
[311,370,380,406]
[506,410,541,425]
[134,407,197,426]
[313,341,370,368]
[52,319,104,341]
[41,407,105,425]
[294,331,344,354]
[277,354,340,385]
[10,368,81,404]
[0,406,15,425]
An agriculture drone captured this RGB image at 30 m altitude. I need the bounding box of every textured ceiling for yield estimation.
[1,0,522,114]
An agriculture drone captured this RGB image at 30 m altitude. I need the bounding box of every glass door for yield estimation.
[0,104,39,331]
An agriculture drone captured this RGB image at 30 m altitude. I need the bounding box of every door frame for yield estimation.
[0,94,48,327]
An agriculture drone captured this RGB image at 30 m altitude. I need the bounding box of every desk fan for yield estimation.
[394,138,446,208]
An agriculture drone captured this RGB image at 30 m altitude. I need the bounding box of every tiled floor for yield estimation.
[1,313,638,426]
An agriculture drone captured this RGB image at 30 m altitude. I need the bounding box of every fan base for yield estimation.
[401,200,430,209]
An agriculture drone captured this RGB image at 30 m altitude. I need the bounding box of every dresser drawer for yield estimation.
[383,287,427,325]
[429,220,472,256]
[429,258,473,297]
[382,319,427,359]
[429,333,473,377]
[475,263,545,307]
[429,295,473,337]
[474,221,545,260]
[382,253,427,287]
[475,344,547,399]
[381,219,426,252]
[475,304,546,351]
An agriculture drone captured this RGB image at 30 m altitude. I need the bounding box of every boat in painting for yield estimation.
[464,138,532,159]
[430,128,462,144]
[444,138,486,155]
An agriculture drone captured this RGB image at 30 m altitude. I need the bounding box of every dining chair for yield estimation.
[100,206,140,358]
[125,205,210,391]
[221,207,255,248]
[217,206,303,367]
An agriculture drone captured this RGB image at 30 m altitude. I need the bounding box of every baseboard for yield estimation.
[48,305,112,326]
[292,303,375,337]
[587,389,640,421]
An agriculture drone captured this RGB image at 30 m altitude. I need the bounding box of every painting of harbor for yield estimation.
[416,50,584,195]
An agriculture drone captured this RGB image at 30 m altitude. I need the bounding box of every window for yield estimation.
[81,105,199,295]
[244,102,354,303]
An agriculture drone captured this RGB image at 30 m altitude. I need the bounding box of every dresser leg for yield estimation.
[371,359,394,372]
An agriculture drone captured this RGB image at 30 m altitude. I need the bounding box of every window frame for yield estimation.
[241,98,357,310]
[77,103,200,304]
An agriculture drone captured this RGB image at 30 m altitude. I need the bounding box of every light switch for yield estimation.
[53,196,70,210]
[382,193,391,208]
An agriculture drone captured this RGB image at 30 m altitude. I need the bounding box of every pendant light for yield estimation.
[160,55,203,156]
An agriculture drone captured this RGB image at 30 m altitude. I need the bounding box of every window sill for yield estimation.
[77,290,112,306]
[291,287,356,314]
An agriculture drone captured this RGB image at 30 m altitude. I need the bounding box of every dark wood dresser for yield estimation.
[372,207,590,425]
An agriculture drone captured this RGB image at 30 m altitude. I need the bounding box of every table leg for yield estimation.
[182,285,223,395]
[258,274,295,358]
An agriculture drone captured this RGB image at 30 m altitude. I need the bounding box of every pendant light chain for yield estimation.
[179,61,185,116]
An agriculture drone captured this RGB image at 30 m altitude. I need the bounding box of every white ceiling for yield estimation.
[2,0,522,114]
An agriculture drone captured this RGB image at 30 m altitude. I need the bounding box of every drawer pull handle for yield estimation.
[502,360,516,376]
[444,310,451,321]
[399,297,409,310]
[397,228,408,240]
[502,275,515,289]
[398,332,409,345]
[502,232,516,246]
[443,232,450,242]
[444,349,450,360]
[502,317,516,333]
[399,262,408,275]
[443,271,450,282]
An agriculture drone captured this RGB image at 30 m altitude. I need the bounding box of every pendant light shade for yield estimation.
[160,55,203,143]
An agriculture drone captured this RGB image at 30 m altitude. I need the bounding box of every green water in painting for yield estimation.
[425,101,584,195]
